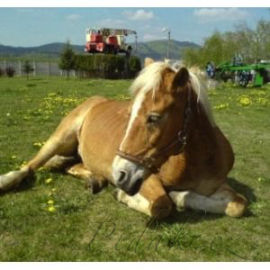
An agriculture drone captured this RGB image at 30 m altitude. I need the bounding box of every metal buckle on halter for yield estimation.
[143,156,156,170]
[184,107,192,118]
[177,131,187,145]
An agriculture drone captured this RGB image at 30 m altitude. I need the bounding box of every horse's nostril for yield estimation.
[118,170,128,184]
[126,177,143,196]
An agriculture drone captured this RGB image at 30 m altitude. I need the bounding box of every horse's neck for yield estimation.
[187,100,217,151]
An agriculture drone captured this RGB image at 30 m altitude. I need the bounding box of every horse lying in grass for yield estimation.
[0,61,247,219]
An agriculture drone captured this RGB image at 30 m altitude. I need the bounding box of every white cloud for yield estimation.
[66,14,81,21]
[96,18,125,28]
[194,8,248,22]
[143,33,165,41]
[123,9,154,21]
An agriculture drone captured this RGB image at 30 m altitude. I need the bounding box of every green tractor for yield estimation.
[214,60,270,87]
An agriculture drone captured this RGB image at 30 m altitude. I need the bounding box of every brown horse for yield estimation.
[0,61,247,219]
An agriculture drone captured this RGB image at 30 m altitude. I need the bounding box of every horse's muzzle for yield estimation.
[112,156,146,196]
[116,170,143,195]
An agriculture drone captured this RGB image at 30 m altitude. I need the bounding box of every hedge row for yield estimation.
[74,54,141,79]
[0,67,16,77]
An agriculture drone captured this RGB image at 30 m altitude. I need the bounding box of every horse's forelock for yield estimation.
[129,62,170,98]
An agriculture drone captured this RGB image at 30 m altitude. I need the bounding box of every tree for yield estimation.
[182,19,270,67]
[5,66,15,77]
[182,47,201,67]
[201,32,225,65]
[59,41,75,78]
[22,60,34,80]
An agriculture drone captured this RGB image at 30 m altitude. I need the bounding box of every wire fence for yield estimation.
[0,60,76,77]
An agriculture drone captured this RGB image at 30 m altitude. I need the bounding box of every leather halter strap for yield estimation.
[116,85,193,172]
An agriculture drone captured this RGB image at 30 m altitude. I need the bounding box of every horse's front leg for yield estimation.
[169,182,247,218]
[66,163,108,194]
[115,175,173,219]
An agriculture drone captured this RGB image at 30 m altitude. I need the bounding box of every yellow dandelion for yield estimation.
[214,103,229,110]
[33,142,44,148]
[47,206,56,212]
[239,96,252,106]
[47,199,54,205]
[20,161,27,168]
[257,97,268,106]
[45,178,53,184]
[257,177,266,183]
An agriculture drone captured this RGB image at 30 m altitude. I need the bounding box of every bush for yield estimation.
[74,54,141,79]
[6,66,15,77]
[128,56,141,77]
[0,67,4,77]
[59,41,76,78]
[22,60,34,79]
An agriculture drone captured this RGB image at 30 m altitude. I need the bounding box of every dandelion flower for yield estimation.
[20,161,27,168]
[257,177,266,183]
[47,199,54,205]
[33,142,45,148]
[239,96,251,106]
[47,206,56,212]
[45,178,53,184]
[214,103,229,110]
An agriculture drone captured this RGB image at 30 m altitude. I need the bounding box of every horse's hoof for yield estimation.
[112,188,120,200]
[0,167,30,191]
[85,177,108,194]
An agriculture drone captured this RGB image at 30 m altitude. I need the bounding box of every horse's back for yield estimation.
[53,95,108,138]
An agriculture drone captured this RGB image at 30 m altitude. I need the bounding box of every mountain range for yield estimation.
[0,40,200,61]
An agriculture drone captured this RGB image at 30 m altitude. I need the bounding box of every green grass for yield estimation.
[0,76,269,261]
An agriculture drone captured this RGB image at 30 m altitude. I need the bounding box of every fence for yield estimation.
[0,60,76,77]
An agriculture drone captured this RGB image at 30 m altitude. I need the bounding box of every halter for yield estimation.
[116,84,193,172]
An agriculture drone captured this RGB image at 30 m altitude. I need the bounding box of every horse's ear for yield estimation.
[172,67,189,90]
[144,57,154,67]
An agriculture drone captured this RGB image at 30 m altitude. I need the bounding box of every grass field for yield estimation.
[0,76,269,261]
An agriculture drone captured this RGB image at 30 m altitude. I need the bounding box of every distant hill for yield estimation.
[0,40,200,61]
[134,40,200,60]
[0,43,83,60]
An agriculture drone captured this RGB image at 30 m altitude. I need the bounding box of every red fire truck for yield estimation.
[85,28,137,56]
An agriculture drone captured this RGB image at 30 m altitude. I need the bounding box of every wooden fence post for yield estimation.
[33,60,36,76]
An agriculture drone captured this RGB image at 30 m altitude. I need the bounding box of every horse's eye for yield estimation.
[147,113,161,124]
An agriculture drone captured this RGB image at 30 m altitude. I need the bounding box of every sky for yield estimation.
[0,7,269,47]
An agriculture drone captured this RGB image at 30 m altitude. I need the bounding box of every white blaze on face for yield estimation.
[119,62,168,152]
[112,84,149,184]
[112,62,168,183]
[112,86,147,182]
[119,89,147,151]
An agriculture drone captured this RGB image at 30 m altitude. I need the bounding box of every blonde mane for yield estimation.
[129,62,169,97]
[129,62,216,127]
